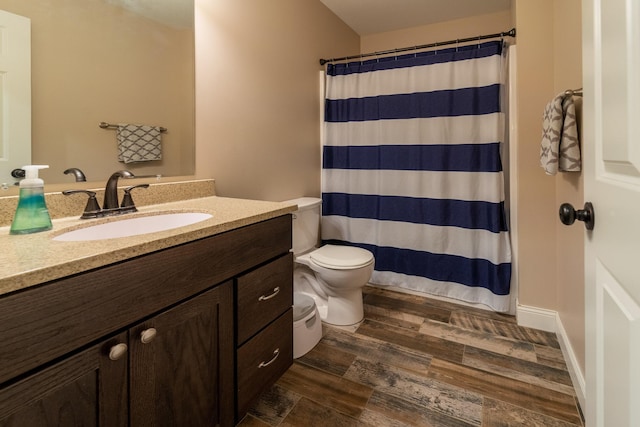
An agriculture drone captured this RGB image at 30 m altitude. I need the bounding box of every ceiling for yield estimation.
[319,0,511,36]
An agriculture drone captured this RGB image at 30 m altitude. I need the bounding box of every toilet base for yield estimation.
[296,289,365,326]
[293,264,369,326]
[324,290,364,326]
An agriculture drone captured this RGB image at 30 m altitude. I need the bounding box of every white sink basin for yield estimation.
[53,212,213,242]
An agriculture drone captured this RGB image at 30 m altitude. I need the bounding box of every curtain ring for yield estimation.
[456,39,459,52]
[477,35,481,48]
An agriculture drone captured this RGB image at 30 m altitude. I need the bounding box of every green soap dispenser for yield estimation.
[10,165,53,235]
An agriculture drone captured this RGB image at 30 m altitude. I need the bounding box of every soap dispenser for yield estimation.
[10,165,53,235]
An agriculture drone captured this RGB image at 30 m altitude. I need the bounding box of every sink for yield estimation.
[53,212,213,242]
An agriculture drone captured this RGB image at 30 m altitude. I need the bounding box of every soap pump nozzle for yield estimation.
[20,165,48,185]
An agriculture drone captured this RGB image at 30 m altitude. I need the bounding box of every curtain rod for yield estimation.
[319,27,516,66]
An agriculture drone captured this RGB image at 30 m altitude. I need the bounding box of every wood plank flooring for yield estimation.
[239,286,584,426]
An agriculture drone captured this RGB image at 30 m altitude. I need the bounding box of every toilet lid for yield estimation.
[293,293,316,321]
[310,244,374,270]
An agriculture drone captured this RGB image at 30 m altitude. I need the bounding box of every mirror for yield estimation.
[0,0,195,186]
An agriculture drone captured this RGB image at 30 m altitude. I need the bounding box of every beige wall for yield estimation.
[1,0,194,184]
[513,0,558,310]
[552,0,584,373]
[194,0,359,201]
[514,0,584,372]
[361,10,512,52]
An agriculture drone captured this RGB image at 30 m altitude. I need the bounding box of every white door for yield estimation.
[583,0,640,425]
[0,9,31,186]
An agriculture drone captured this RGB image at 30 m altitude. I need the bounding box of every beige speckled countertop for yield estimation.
[0,196,296,296]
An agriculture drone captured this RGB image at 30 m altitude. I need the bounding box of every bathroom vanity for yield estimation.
[0,195,295,426]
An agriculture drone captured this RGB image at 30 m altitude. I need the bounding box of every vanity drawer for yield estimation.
[237,253,293,345]
[236,308,293,419]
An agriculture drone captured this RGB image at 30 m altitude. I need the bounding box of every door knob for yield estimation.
[559,202,595,230]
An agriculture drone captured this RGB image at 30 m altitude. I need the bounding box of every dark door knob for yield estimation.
[559,202,595,230]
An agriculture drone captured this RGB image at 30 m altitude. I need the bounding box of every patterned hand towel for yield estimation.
[540,94,581,175]
[116,124,162,164]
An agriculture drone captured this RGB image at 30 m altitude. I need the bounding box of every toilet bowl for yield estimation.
[286,197,375,326]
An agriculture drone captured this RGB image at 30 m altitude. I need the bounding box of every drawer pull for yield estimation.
[258,287,280,302]
[258,348,280,368]
[140,328,157,344]
[109,343,128,361]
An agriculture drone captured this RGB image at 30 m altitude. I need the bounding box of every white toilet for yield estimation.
[287,197,375,326]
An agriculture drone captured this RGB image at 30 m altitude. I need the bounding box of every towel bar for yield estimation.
[99,122,167,132]
[564,88,583,97]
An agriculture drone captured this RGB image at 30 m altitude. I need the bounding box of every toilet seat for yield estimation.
[309,244,374,270]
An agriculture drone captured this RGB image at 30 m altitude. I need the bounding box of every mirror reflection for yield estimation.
[0,0,195,185]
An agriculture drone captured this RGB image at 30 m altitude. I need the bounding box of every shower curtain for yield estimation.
[321,40,512,312]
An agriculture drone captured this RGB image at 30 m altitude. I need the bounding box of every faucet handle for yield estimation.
[62,189,101,219]
[121,184,149,209]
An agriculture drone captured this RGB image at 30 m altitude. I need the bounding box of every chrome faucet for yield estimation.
[103,170,134,210]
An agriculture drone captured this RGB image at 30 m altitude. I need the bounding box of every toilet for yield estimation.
[286,197,375,326]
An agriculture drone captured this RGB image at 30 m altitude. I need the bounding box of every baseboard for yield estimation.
[516,303,586,413]
[555,313,587,413]
[516,303,557,332]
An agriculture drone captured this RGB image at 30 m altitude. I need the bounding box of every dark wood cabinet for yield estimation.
[0,285,233,427]
[0,215,292,427]
[0,332,128,426]
[235,253,294,421]
[129,284,233,427]
[236,309,293,419]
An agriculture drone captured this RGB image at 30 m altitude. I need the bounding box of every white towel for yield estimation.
[116,124,162,164]
[540,94,581,175]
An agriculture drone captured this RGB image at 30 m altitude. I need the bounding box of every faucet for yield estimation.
[64,168,87,182]
[103,170,134,210]
[62,170,148,219]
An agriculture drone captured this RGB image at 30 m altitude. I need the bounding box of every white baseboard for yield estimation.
[555,312,587,413]
[516,303,557,332]
[516,303,586,413]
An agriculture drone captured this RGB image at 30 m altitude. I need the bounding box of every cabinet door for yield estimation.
[0,332,128,427]
[129,282,234,427]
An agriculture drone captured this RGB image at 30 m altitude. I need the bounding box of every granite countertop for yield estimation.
[0,196,296,296]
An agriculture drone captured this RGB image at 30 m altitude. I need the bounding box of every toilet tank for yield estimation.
[285,197,322,255]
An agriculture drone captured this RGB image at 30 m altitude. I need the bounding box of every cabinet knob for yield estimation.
[108,343,128,361]
[258,348,280,368]
[140,328,157,344]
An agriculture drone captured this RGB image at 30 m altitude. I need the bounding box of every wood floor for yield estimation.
[239,286,584,427]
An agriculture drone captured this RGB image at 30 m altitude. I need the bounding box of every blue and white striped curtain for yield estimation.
[322,41,512,312]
